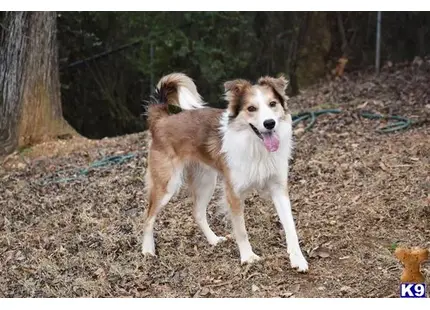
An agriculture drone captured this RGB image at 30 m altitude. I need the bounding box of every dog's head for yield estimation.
[395,247,429,265]
[223,75,290,152]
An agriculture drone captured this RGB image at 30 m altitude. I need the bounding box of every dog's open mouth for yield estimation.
[249,124,280,152]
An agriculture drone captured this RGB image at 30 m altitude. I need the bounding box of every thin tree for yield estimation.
[288,12,310,96]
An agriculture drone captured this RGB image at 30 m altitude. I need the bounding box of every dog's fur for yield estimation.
[142,72,308,271]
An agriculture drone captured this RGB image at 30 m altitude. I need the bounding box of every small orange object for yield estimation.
[335,57,348,77]
[395,247,429,283]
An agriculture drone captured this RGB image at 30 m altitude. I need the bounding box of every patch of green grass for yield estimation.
[18,146,32,155]
[389,241,399,252]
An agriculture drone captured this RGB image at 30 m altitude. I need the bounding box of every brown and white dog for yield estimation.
[142,73,308,272]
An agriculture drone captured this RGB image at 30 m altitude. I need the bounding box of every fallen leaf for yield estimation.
[357,101,368,109]
[379,162,388,171]
[318,250,331,258]
[311,246,331,258]
[16,162,26,170]
[291,283,301,293]
[340,286,352,294]
[200,287,210,296]
[94,268,106,279]
[252,284,259,292]
[294,127,305,136]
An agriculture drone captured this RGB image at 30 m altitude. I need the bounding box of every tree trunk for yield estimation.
[0,12,29,155]
[336,12,349,57]
[296,12,332,88]
[0,11,75,156]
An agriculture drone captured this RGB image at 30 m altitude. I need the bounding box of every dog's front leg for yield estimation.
[270,184,308,272]
[225,182,260,264]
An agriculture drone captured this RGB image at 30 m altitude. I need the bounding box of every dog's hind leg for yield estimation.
[142,152,183,256]
[187,164,226,246]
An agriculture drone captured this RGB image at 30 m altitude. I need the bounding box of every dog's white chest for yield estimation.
[230,153,285,192]
[220,125,292,194]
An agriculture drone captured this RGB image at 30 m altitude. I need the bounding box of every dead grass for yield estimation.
[1,64,430,298]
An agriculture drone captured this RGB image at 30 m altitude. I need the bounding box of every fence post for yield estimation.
[375,11,382,74]
[150,42,154,96]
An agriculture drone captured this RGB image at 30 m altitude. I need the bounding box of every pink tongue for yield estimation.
[262,132,280,152]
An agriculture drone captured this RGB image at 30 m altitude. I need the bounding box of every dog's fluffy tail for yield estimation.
[147,73,205,129]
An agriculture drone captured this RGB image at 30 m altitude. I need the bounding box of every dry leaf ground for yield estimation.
[1,63,430,298]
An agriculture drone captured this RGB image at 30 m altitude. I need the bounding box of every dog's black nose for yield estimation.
[263,119,276,130]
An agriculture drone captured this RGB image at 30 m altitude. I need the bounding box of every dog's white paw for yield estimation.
[289,251,308,272]
[208,236,227,246]
[142,246,156,257]
[142,237,156,257]
[142,250,157,258]
[240,252,261,265]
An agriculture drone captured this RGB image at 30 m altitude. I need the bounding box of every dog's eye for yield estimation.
[269,101,277,108]
[247,106,257,112]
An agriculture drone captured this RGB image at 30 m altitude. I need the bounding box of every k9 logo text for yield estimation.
[400,283,427,298]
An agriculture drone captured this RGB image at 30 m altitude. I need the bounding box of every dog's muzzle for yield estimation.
[249,123,280,152]
[249,123,263,140]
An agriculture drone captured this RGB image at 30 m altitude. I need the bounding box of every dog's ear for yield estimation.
[224,79,251,97]
[224,79,252,118]
[395,247,409,263]
[258,75,289,108]
[414,248,429,263]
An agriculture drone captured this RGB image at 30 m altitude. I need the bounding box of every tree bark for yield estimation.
[336,12,348,57]
[0,12,29,155]
[0,11,75,156]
